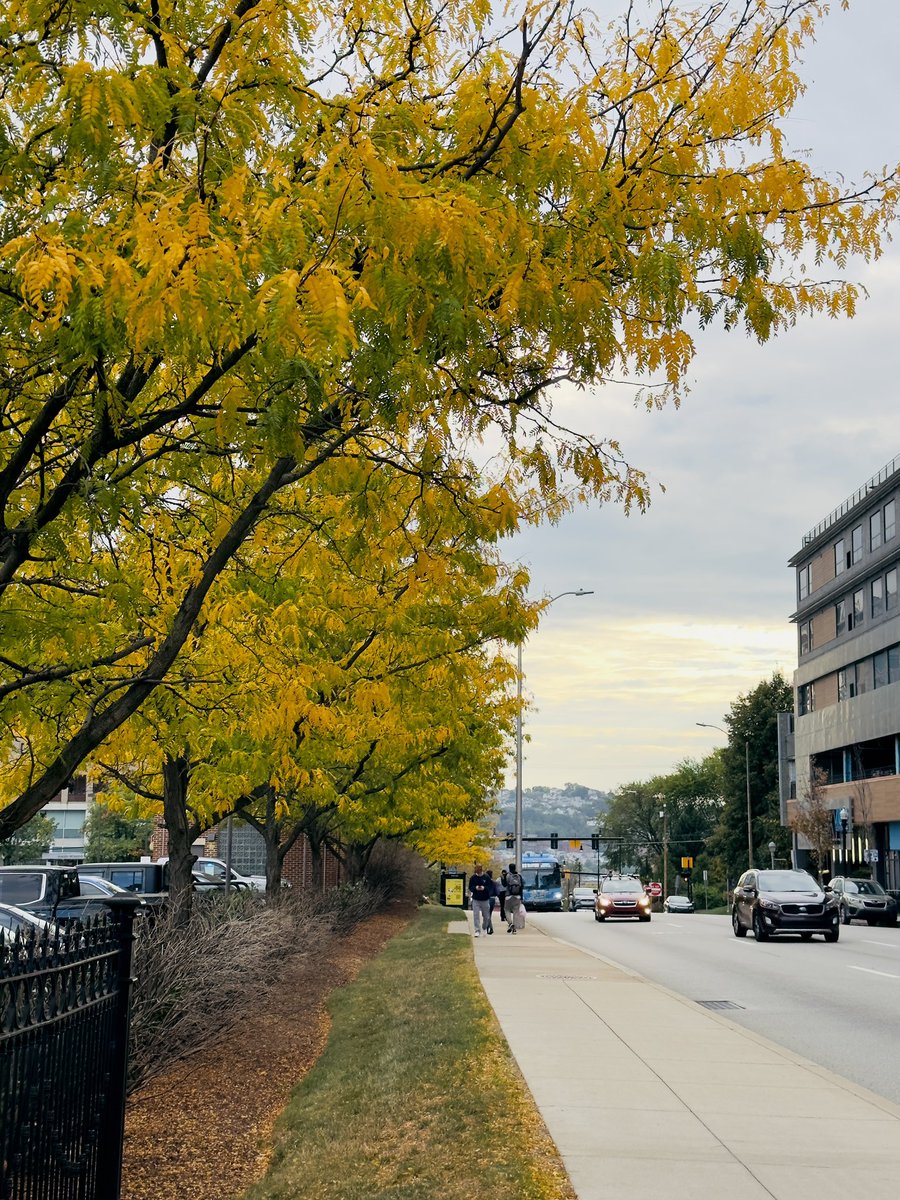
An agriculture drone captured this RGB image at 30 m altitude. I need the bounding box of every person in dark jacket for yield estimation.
[495,868,508,923]
[505,863,524,933]
[468,864,493,938]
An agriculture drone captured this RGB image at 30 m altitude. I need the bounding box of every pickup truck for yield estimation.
[0,865,113,922]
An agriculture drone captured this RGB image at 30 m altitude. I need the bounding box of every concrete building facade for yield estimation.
[785,454,900,889]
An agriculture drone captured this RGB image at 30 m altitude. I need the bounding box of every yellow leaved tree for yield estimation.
[1,0,897,838]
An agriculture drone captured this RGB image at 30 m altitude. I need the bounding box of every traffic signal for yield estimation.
[505,833,514,849]
[591,834,600,851]
[550,831,559,849]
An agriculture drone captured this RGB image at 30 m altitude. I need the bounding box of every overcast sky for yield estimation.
[502,1,900,792]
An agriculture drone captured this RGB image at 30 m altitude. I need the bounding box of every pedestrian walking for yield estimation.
[505,862,524,933]
[485,870,496,934]
[469,863,493,938]
[495,869,508,924]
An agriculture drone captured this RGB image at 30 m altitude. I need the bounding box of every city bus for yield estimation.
[520,851,564,911]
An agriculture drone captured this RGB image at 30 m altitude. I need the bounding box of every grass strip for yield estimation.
[243,905,576,1200]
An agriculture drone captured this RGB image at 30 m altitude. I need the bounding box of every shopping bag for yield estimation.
[514,904,526,931]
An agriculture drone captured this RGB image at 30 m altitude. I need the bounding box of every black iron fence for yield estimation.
[1,901,138,1200]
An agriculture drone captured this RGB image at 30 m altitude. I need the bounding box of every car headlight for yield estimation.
[552,890,562,899]
[599,898,610,906]
[825,895,840,909]
[639,896,651,907]
[758,897,780,911]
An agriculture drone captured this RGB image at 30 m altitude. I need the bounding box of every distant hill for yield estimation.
[491,783,609,840]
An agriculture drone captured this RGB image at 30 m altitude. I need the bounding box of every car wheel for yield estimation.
[639,915,651,923]
[752,910,769,942]
[800,932,813,941]
[732,909,747,938]
[882,915,898,928]
[824,925,840,943]
[841,905,852,925]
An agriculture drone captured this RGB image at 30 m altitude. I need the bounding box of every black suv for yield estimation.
[732,869,840,942]
[831,876,898,927]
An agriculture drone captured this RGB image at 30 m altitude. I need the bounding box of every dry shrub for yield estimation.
[364,841,430,902]
[127,884,384,1093]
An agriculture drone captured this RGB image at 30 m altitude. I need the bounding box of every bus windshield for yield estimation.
[521,866,561,889]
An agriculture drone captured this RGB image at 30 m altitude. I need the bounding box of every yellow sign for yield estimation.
[569,840,582,850]
[681,856,694,870]
[444,877,464,907]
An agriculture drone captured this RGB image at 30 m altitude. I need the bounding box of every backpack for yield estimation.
[507,872,523,897]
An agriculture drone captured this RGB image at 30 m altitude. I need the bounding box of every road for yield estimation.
[527,908,900,1105]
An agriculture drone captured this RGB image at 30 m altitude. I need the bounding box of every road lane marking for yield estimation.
[848,965,900,979]
[862,940,897,948]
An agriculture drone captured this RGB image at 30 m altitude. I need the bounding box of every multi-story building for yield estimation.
[785,455,900,889]
[42,774,98,863]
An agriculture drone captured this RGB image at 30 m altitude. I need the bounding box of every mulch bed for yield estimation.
[121,904,414,1200]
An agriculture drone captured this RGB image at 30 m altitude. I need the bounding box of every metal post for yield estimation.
[513,590,592,873]
[768,840,776,869]
[224,813,234,895]
[515,641,523,872]
[745,738,753,868]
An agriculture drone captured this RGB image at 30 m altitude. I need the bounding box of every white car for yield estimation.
[663,894,694,913]
[0,902,56,939]
[569,887,597,912]
[156,856,265,891]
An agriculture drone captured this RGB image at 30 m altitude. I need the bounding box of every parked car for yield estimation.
[77,875,132,898]
[731,868,840,942]
[155,856,262,890]
[831,876,898,927]
[0,866,107,922]
[0,902,56,939]
[663,894,694,914]
[594,875,652,922]
[569,887,597,912]
[78,862,167,894]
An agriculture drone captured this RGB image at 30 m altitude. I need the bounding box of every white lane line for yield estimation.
[848,965,900,979]
[862,940,897,948]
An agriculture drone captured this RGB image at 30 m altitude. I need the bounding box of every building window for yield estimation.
[799,621,812,655]
[51,811,85,839]
[856,658,873,695]
[871,510,883,551]
[798,564,810,601]
[872,577,885,618]
[851,589,864,629]
[838,665,857,701]
[890,645,900,681]
[834,538,845,575]
[885,499,896,542]
[798,682,815,715]
[835,599,846,635]
[875,650,889,689]
[887,568,898,611]
[851,524,863,563]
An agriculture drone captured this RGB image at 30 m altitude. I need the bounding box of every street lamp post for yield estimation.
[839,807,849,874]
[696,723,754,868]
[656,794,667,902]
[515,589,593,871]
[768,840,776,870]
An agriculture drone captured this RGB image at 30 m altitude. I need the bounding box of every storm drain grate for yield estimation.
[538,974,598,981]
[696,1000,745,1011]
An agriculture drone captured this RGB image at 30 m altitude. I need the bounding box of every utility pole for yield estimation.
[657,795,668,902]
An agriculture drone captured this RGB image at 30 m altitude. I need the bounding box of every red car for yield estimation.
[594,876,652,922]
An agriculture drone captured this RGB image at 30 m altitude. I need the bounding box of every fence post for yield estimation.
[96,897,141,1200]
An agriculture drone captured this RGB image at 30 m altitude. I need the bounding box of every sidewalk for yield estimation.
[466,915,900,1200]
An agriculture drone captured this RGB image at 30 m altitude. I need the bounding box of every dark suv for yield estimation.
[831,877,898,927]
[594,876,652,922]
[732,869,840,942]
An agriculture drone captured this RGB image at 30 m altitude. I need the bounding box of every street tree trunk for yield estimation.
[163,752,197,927]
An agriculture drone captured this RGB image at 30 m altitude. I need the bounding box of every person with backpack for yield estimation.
[468,863,493,937]
[505,862,524,933]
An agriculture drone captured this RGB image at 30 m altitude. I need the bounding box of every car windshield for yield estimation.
[849,879,886,896]
[758,871,819,892]
[603,879,642,894]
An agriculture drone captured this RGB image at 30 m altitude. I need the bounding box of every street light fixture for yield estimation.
[768,840,777,869]
[696,722,754,868]
[515,589,593,870]
[656,794,668,902]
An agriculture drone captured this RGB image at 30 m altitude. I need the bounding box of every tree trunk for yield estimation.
[163,752,196,927]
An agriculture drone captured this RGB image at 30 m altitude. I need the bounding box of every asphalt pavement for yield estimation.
[460,912,900,1200]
